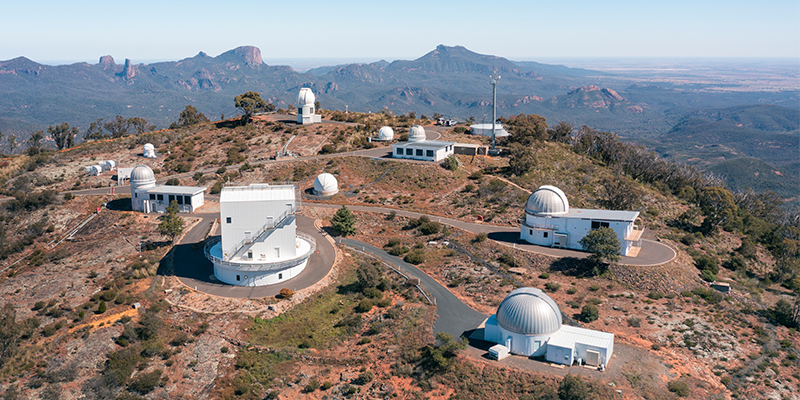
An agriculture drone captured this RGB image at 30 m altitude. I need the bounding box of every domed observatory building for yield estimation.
[143,143,156,158]
[374,126,394,142]
[204,184,316,286]
[484,287,615,367]
[297,88,322,125]
[130,165,205,213]
[313,173,338,196]
[521,185,642,256]
[392,125,455,162]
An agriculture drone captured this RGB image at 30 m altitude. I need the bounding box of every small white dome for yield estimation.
[130,165,155,183]
[378,126,394,141]
[143,143,156,158]
[143,143,155,151]
[297,88,316,106]
[525,185,569,216]
[408,125,426,142]
[313,173,338,196]
[496,287,562,335]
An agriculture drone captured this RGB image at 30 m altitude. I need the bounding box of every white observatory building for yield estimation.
[313,173,339,196]
[143,143,156,158]
[129,165,206,213]
[470,123,509,138]
[204,183,316,286]
[375,126,394,141]
[392,125,455,162]
[484,287,614,367]
[297,88,322,125]
[521,185,642,256]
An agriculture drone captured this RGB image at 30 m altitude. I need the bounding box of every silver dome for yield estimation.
[496,287,562,335]
[297,88,315,106]
[525,185,569,216]
[408,125,426,142]
[378,126,394,140]
[130,165,155,183]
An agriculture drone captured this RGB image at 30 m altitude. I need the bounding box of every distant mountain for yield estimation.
[707,157,799,206]
[0,44,797,148]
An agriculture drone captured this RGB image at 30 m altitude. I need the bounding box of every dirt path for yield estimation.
[67,307,140,335]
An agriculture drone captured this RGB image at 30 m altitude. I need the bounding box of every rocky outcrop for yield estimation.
[231,45,263,66]
[98,55,115,70]
[118,58,136,80]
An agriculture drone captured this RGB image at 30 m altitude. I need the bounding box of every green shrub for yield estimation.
[355,299,373,313]
[628,316,642,327]
[356,371,374,385]
[648,291,664,300]
[304,379,320,392]
[129,369,163,394]
[579,304,599,322]
[539,272,550,279]
[474,232,487,243]
[404,250,425,265]
[545,282,560,292]
[668,379,690,397]
[567,287,577,295]
[441,155,459,171]
[322,381,332,390]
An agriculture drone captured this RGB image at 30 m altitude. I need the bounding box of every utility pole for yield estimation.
[490,71,501,155]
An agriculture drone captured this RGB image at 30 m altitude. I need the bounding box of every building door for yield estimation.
[585,350,600,366]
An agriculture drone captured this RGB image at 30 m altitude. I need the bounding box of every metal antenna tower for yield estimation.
[490,70,501,154]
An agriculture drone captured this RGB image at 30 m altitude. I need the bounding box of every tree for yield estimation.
[547,121,574,143]
[174,105,209,127]
[598,174,641,210]
[28,130,43,153]
[84,118,106,141]
[441,155,459,171]
[127,117,155,134]
[558,374,588,400]
[97,300,107,314]
[698,186,737,233]
[331,205,356,236]
[579,227,621,265]
[104,115,131,138]
[279,288,294,299]
[48,123,78,150]
[0,303,20,364]
[234,91,274,124]
[158,200,184,242]
[505,113,548,146]
[507,143,536,175]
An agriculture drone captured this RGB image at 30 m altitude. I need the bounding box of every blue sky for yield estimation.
[2,0,798,64]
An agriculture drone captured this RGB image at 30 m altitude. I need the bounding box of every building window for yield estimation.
[406,148,413,155]
[226,217,231,223]
[157,194,164,201]
[247,251,253,259]
[149,194,156,200]
[426,150,434,157]
[416,149,423,156]
[529,229,533,235]
[591,221,610,230]
[177,196,184,205]
[168,195,175,203]
[184,195,191,204]
[236,275,240,281]
[543,232,548,238]
[397,148,403,155]
[278,273,283,279]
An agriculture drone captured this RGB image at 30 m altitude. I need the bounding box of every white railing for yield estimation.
[205,232,316,272]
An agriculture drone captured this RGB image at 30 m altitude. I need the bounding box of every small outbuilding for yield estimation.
[313,173,339,196]
[470,123,509,137]
[130,165,205,213]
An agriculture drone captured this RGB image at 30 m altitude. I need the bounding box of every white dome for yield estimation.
[313,173,338,196]
[130,165,155,183]
[143,143,155,151]
[297,88,315,106]
[408,125,426,142]
[143,143,156,158]
[525,185,569,216]
[378,126,394,141]
[496,287,562,335]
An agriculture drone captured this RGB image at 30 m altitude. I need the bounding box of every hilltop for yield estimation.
[0,111,797,399]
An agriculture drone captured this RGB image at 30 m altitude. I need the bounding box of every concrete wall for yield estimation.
[213,259,308,286]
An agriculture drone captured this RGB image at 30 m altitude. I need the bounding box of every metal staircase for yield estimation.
[224,207,294,261]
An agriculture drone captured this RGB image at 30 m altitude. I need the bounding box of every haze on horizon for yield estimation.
[2,0,799,66]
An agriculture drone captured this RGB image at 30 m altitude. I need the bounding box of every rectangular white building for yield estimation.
[392,140,455,162]
[141,186,206,213]
[545,325,614,367]
[521,208,641,256]
[219,184,297,262]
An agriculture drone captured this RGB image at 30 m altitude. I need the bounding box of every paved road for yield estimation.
[308,204,676,267]
[338,238,487,340]
[171,214,335,298]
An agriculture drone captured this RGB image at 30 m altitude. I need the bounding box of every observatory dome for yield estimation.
[297,88,315,107]
[378,126,394,141]
[496,287,562,335]
[313,173,339,196]
[525,185,569,216]
[130,165,155,183]
[408,125,426,142]
[143,143,156,158]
